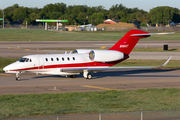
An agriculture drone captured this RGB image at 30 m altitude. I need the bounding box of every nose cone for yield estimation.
[3,62,16,73]
[3,65,12,73]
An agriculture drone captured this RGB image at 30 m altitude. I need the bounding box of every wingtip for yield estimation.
[158,56,172,68]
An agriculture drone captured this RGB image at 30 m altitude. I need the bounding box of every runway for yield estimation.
[0,40,180,49]
[0,41,180,60]
[0,68,180,94]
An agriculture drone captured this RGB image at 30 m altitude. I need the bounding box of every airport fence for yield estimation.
[1,109,180,120]
[2,25,180,32]
[141,26,180,31]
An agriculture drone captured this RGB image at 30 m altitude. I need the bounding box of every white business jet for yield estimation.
[3,30,172,81]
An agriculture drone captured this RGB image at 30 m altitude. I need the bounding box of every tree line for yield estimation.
[0,3,180,26]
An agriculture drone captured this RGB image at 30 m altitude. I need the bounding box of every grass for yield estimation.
[132,48,180,52]
[0,58,18,72]
[0,29,125,41]
[0,58,180,72]
[0,28,180,41]
[1,89,180,118]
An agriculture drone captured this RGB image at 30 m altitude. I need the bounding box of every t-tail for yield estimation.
[109,29,151,55]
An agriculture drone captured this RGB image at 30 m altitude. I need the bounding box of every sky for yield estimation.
[1,0,180,12]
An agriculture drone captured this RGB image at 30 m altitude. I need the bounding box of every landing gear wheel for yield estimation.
[70,75,76,78]
[16,76,20,81]
[86,73,92,79]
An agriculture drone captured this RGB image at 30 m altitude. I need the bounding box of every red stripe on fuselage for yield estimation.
[10,55,129,72]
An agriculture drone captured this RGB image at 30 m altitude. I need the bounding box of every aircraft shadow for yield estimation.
[28,68,180,80]
[92,68,180,79]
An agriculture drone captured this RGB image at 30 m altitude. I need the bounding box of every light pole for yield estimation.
[3,11,4,29]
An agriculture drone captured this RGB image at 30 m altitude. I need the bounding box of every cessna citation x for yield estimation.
[3,30,172,81]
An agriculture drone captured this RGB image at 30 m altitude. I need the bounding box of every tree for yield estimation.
[71,5,87,17]
[29,13,39,25]
[12,7,30,21]
[140,22,147,27]
[3,2,180,26]
[116,11,126,19]
[120,18,128,23]
[46,12,62,19]
[41,3,66,15]
[172,8,180,23]
[86,7,96,16]
[3,4,19,21]
[150,6,175,25]
[109,4,126,11]
[89,12,105,25]
[108,12,119,19]
[127,13,136,21]
[23,18,30,26]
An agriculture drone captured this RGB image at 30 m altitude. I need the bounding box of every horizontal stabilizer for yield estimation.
[130,34,151,37]
[130,32,174,37]
[150,32,174,35]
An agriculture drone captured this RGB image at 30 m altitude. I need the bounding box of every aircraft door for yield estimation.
[38,57,44,69]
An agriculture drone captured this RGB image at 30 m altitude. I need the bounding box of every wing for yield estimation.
[60,56,172,73]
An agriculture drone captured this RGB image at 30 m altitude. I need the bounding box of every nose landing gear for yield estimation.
[16,73,21,81]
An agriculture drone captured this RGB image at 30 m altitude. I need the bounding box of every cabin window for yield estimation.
[73,57,75,60]
[45,58,48,62]
[51,58,53,61]
[67,57,70,61]
[62,57,64,61]
[57,58,59,61]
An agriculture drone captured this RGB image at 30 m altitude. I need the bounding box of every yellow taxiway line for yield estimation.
[100,46,106,49]
[7,47,31,51]
[81,85,120,91]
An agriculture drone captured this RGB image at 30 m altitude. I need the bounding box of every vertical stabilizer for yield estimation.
[109,30,150,54]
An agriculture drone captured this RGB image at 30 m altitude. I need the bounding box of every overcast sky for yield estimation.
[1,0,180,12]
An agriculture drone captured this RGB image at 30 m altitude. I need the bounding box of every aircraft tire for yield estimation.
[16,77,20,81]
[86,73,92,79]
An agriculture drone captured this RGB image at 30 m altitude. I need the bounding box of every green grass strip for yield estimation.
[132,48,180,52]
[0,29,180,41]
[1,89,180,118]
[0,58,18,72]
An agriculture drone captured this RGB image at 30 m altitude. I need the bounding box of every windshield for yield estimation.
[18,58,29,62]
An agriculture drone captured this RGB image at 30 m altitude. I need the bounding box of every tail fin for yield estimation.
[109,30,150,54]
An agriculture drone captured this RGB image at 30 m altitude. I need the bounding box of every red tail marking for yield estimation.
[109,30,150,54]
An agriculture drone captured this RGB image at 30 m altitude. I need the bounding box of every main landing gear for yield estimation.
[83,70,92,79]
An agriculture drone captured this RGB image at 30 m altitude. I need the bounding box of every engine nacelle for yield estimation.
[89,50,124,62]
[72,49,92,54]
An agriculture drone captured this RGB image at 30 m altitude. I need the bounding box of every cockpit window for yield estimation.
[26,58,29,62]
[18,58,30,62]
